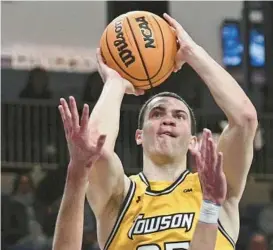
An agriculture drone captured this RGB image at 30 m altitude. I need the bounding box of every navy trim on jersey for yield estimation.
[218,220,236,249]
[139,172,149,186]
[139,170,190,196]
[104,180,136,250]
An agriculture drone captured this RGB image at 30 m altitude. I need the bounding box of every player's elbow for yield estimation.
[236,104,258,131]
[241,106,258,130]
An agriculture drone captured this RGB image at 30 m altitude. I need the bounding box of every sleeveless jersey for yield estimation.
[104,170,235,250]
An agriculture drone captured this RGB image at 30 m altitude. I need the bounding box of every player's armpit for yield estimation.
[188,222,218,250]
[86,151,131,218]
[219,197,240,244]
[216,121,257,250]
[217,119,257,201]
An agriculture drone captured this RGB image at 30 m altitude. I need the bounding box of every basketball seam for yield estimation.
[126,17,153,89]
[134,63,174,87]
[148,16,165,80]
[105,21,148,81]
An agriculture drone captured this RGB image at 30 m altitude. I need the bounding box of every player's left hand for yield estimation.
[59,97,106,181]
[189,129,227,206]
[163,13,198,73]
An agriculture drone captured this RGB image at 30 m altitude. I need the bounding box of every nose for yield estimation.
[162,117,176,127]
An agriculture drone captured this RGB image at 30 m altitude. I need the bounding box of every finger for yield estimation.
[173,62,180,73]
[207,138,217,172]
[200,129,208,160]
[60,98,71,119]
[163,13,183,37]
[189,148,198,173]
[190,148,203,173]
[60,98,72,130]
[58,105,70,137]
[58,105,66,124]
[175,47,184,69]
[96,48,106,68]
[216,152,224,176]
[134,88,145,96]
[96,48,106,82]
[95,134,107,154]
[195,151,203,172]
[206,137,211,170]
[80,104,89,133]
[69,96,79,129]
[209,137,217,171]
[215,152,226,199]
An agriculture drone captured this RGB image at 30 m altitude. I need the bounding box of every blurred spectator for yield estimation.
[19,67,52,99]
[2,193,28,249]
[9,174,47,250]
[248,233,268,250]
[12,174,35,206]
[35,166,67,239]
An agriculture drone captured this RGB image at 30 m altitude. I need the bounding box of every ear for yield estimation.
[135,129,143,145]
[188,135,198,151]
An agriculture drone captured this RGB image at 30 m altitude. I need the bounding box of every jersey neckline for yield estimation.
[139,169,190,196]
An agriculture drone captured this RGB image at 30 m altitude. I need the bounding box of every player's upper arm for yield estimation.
[86,151,131,218]
[217,114,258,201]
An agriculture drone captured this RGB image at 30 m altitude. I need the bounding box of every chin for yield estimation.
[153,146,178,160]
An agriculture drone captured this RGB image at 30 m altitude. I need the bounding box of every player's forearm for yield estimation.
[52,170,87,250]
[189,222,218,250]
[186,45,257,125]
[89,79,126,151]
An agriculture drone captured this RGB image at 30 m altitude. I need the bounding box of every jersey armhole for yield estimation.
[218,219,236,249]
[103,180,136,250]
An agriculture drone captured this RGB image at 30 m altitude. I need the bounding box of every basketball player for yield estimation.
[53,97,227,250]
[57,13,257,250]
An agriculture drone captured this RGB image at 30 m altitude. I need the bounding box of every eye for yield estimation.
[152,111,162,118]
[176,113,187,120]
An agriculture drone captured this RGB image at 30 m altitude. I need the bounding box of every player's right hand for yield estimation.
[190,129,227,206]
[163,13,197,73]
[58,96,106,178]
[96,48,144,96]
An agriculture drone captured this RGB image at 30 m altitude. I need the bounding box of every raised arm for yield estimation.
[164,13,258,242]
[189,129,227,250]
[183,39,257,202]
[86,49,144,218]
[163,13,257,200]
[53,99,106,250]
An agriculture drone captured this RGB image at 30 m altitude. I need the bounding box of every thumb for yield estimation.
[174,45,184,72]
[96,48,106,66]
[95,134,107,154]
[123,79,145,96]
[134,88,145,96]
[96,49,105,81]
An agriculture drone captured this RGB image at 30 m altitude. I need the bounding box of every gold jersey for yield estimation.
[104,170,235,250]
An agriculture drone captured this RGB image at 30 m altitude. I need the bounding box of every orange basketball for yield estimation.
[100,11,177,90]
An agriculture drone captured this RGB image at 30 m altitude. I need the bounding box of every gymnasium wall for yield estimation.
[2,1,243,63]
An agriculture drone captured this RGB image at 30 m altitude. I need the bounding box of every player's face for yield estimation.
[136,97,195,161]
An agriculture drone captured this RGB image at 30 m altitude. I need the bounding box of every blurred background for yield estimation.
[1,1,273,250]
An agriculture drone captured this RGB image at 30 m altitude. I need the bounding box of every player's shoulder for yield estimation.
[128,173,148,190]
[129,173,140,182]
[129,173,145,186]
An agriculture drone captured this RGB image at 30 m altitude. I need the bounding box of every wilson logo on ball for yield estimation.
[135,16,156,49]
[114,20,136,67]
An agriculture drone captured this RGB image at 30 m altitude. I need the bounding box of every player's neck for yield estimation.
[142,154,187,182]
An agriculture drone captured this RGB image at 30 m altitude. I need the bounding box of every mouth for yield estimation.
[158,131,176,138]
